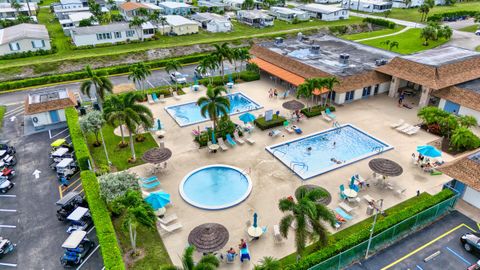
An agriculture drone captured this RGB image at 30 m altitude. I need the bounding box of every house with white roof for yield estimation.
[314,0,342,3]
[298,3,348,21]
[157,2,194,15]
[55,0,83,10]
[197,0,227,12]
[0,23,50,56]
[191,12,231,32]
[237,10,274,28]
[119,2,162,21]
[269,7,309,22]
[0,3,37,20]
[59,11,96,35]
[70,22,156,46]
[391,0,445,8]
[0,0,39,3]
[343,0,392,13]
[161,15,198,35]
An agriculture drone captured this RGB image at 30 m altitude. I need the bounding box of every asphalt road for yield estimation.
[347,210,480,270]
[0,105,103,270]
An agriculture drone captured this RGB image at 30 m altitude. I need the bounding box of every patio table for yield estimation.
[343,189,358,198]
[208,144,220,152]
[156,130,166,139]
[155,207,166,217]
[247,226,263,238]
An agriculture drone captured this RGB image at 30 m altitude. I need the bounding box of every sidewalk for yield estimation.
[355,26,411,42]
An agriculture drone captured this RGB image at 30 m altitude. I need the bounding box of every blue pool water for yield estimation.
[266,124,392,180]
[179,165,252,210]
[165,92,262,127]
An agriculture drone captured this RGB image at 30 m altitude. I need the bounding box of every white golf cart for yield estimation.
[55,158,79,179]
[66,207,93,234]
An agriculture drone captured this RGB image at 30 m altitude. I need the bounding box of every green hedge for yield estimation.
[254,115,287,130]
[362,17,396,29]
[0,47,57,60]
[198,71,260,87]
[81,171,125,270]
[281,189,455,269]
[427,11,479,22]
[65,107,91,170]
[0,53,207,92]
[301,105,336,118]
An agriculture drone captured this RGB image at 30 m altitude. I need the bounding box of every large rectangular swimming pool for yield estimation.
[165,92,262,127]
[266,124,393,180]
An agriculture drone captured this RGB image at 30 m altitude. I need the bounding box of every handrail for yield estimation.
[272,148,286,156]
[290,161,309,172]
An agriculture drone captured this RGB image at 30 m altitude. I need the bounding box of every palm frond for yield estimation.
[279,214,294,238]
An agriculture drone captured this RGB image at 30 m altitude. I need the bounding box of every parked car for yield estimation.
[0,177,14,193]
[194,66,211,79]
[0,237,15,258]
[56,191,87,221]
[0,143,15,158]
[170,72,187,84]
[461,233,480,254]
[60,230,95,268]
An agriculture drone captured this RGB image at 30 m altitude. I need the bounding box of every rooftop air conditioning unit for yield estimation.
[339,53,350,66]
[274,37,284,45]
[310,44,320,54]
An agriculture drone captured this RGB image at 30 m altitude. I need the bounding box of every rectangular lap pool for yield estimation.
[165,92,262,127]
[266,124,393,180]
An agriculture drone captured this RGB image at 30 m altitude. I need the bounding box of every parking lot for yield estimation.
[0,105,103,269]
[348,210,480,270]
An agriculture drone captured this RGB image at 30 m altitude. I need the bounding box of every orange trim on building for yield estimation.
[250,58,305,86]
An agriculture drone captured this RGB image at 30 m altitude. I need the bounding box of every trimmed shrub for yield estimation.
[328,25,348,34]
[65,107,91,170]
[0,47,57,60]
[254,115,287,130]
[301,105,336,118]
[280,189,455,269]
[427,11,479,22]
[198,71,260,87]
[362,17,396,29]
[195,117,243,147]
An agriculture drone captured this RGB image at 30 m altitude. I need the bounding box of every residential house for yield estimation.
[119,2,162,21]
[161,15,198,35]
[223,0,261,10]
[391,0,445,8]
[197,0,227,12]
[236,10,274,28]
[0,23,51,56]
[59,11,96,35]
[0,3,38,20]
[157,2,194,15]
[0,0,39,3]
[54,0,84,10]
[298,3,348,21]
[70,22,155,46]
[54,6,90,19]
[269,7,310,22]
[343,0,392,13]
[24,89,77,129]
[191,12,232,32]
[314,0,341,3]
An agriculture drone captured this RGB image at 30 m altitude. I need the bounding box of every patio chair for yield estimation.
[159,94,166,103]
[268,130,282,137]
[363,194,375,204]
[246,136,255,145]
[142,181,160,189]
[152,93,160,103]
[339,202,354,213]
[225,134,237,147]
[339,184,347,200]
[141,176,159,184]
[273,225,283,243]
[335,207,353,220]
[226,253,237,263]
[147,94,155,104]
[321,111,332,122]
[395,123,411,132]
[284,125,294,134]
[158,214,178,225]
[159,222,182,234]
[390,119,404,128]
[173,91,181,100]
[233,131,245,144]
[292,125,302,134]
[217,138,229,151]
[325,108,336,119]
[405,126,421,135]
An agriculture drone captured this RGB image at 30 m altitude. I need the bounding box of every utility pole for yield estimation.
[365,198,384,259]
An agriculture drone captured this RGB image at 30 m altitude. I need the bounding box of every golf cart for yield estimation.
[0,167,15,180]
[0,177,14,194]
[60,230,95,268]
[0,237,15,259]
[0,141,15,158]
[56,191,87,221]
[51,139,73,152]
[50,147,73,163]
[66,207,93,234]
[0,155,16,168]
[55,158,79,180]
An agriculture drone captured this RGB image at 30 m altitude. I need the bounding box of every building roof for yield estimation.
[60,0,82,5]
[0,23,49,45]
[298,3,346,14]
[197,0,227,7]
[250,57,305,86]
[0,3,38,12]
[68,11,94,22]
[433,82,480,112]
[237,10,272,19]
[270,7,307,15]
[191,12,228,23]
[165,15,197,26]
[120,2,161,11]
[376,46,480,90]
[24,89,77,115]
[438,151,480,192]
[70,23,130,35]
[157,2,192,9]
[356,0,392,5]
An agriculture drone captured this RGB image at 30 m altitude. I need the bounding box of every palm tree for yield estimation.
[254,257,280,270]
[164,59,182,91]
[129,16,146,41]
[231,48,241,77]
[80,65,113,109]
[160,246,220,270]
[103,92,153,161]
[420,25,437,46]
[418,4,430,22]
[196,58,211,81]
[404,0,412,8]
[323,77,340,106]
[438,25,453,40]
[212,43,233,82]
[11,0,22,12]
[278,186,336,256]
[158,16,168,35]
[196,86,230,130]
[203,54,220,85]
[238,48,251,73]
[296,80,314,111]
[128,62,151,91]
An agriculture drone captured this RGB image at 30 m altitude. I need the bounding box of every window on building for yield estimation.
[8,42,20,51]
[345,90,355,102]
[114,31,122,38]
[31,40,45,48]
[143,28,154,35]
[334,11,338,15]
[96,32,112,40]
[126,30,135,37]
[362,86,372,98]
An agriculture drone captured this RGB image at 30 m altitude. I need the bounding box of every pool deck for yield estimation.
[128,78,456,269]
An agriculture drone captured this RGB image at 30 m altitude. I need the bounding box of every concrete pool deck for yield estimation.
[128,78,454,269]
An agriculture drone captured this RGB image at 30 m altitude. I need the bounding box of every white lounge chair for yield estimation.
[158,214,178,225]
[363,194,375,204]
[217,138,229,151]
[159,222,182,234]
[246,136,255,145]
[268,129,282,137]
[321,111,332,122]
[173,91,181,100]
[147,94,155,104]
[285,126,294,134]
[273,224,283,243]
[405,126,420,135]
[233,131,245,144]
[159,94,166,103]
[390,119,404,128]
[396,123,411,132]
[339,202,354,213]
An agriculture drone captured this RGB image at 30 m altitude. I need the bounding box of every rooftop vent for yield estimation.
[339,53,350,66]
[375,59,388,66]
[274,37,284,45]
[310,44,320,54]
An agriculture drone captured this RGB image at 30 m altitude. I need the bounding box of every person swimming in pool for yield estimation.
[333,141,336,148]
[330,158,342,164]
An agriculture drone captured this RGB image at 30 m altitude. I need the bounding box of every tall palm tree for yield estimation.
[323,77,340,106]
[196,86,230,130]
[278,186,336,256]
[212,43,233,82]
[196,58,211,81]
[160,246,219,270]
[231,48,241,77]
[164,59,182,91]
[80,65,113,109]
[203,54,220,85]
[103,92,153,161]
[128,62,151,91]
[129,16,146,41]
[238,48,251,73]
[158,16,168,35]
[297,78,321,110]
[418,4,430,22]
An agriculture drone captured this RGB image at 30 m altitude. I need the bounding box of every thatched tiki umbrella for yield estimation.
[188,223,229,253]
[368,158,403,177]
[282,100,305,111]
[142,147,172,164]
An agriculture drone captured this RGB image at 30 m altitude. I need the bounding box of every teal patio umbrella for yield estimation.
[211,130,216,144]
[253,213,258,228]
[145,191,171,210]
[239,112,255,124]
[417,145,442,158]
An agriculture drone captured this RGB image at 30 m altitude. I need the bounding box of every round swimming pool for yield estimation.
[179,165,252,210]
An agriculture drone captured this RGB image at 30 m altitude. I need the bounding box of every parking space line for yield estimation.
[49,128,69,139]
[0,225,16,228]
[415,265,424,270]
[445,247,472,265]
[76,244,100,270]
[381,224,475,270]
[0,209,16,212]
[58,185,63,198]
[87,226,96,234]
[0,262,17,267]
[4,106,24,117]
[0,194,16,198]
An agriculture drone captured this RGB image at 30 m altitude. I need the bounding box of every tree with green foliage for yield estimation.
[98,171,140,203]
[296,79,317,110]
[213,43,233,82]
[420,25,437,45]
[458,115,478,128]
[380,40,399,51]
[450,126,480,151]
[418,4,430,22]
[129,16,146,41]
[88,0,103,22]
[80,65,113,109]
[164,59,182,91]
[79,18,93,27]
[254,257,281,270]
[197,86,230,130]
[79,110,105,146]
[15,14,33,23]
[437,25,453,40]
[238,47,251,73]
[160,245,220,270]
[417,106,449,125]
[10,0,21,11]
[242,0,255,9]
[278,186,336,256]
[158,15,168,35]
[103,92,153,161]
[323,77,340,105]
[444,0,455,6]
[128,62,151,91]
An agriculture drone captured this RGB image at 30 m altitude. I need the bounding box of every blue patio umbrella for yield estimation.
[145,191,171,210]
[228,74,233,83]
[211,130,216,144]
[157,119,162,130]
[416,145,442,158]
[350,176,356,187]
[253,213,258,228]
[239,112,255,124]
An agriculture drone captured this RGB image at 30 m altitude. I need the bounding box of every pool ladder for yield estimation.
[240,167,251,175]
[290,161,308,172]
[272,149,287,157]
[372,146,384,153]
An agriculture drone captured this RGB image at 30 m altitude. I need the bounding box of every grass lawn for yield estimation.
[340,25,406,41]
[476,45,480,51]
[359,28,448,54]
[0,106,5,130]
[85,125,158,171]
[378,2,480,22]
[113,215,172,270]
[458,24,479,33]
[0,16,363,70]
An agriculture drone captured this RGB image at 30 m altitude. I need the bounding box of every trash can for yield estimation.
[366,205,374,215]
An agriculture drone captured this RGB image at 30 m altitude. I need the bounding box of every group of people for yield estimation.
[268,88,279,98]
[224,239,251,263]
[411,153,443,173]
